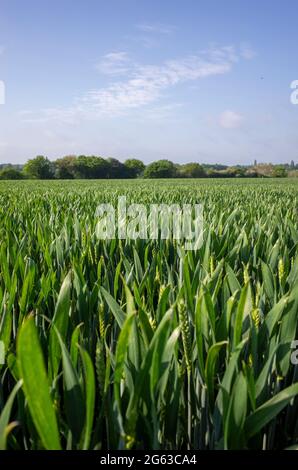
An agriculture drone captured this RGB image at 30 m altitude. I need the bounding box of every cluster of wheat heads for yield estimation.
[0,178,297,450]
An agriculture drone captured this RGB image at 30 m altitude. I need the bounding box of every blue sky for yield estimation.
[0,0,297,165]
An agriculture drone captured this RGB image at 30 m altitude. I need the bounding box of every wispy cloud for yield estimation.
[136,23,175,35]
[219,110,244,129]
[126,23,176,49]
[22,46,253,123]
[95,51,131,75]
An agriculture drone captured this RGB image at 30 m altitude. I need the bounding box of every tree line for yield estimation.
[0,155,296,180]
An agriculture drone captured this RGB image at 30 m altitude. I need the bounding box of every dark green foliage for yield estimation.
[144,159,177,178]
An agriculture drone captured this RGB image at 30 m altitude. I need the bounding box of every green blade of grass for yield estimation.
[17,316,61,450]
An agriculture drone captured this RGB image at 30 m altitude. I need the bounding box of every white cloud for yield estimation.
[136,23,175,34]
[78,52,231,117]
[219,110,244,129]
[206,45,238,63]
[95,51,131,75]
[22,46,252,123]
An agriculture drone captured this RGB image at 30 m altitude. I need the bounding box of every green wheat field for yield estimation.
[0,178,297,450]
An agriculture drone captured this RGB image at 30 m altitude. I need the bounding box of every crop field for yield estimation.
[0,178,297,450]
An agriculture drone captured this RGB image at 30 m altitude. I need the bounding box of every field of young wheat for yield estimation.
[0,178,297,450]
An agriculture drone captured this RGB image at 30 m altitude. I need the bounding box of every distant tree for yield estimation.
[245,169,259,178]
[143,159,177,178]
[206,169,237,178]
[0,168,25,180]
[202,164,228,171]
[124,159,145,178]
[74,155,109,178]
[54,155,77,179]
[74,155,88,178]
[0,163,23,171]
[106,158,126,178]
[23,155,54,179]
[272,166,287,178]
[178,163,206,178]
[90,156,109,178]
[253,164,274,177]
[225,167,247,177]
[205,169,220,178]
